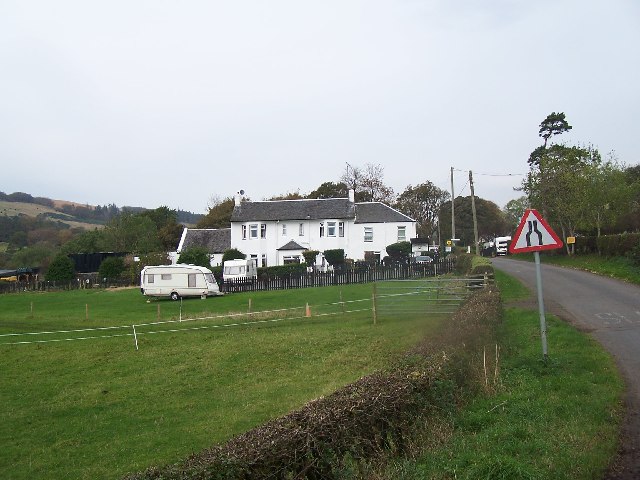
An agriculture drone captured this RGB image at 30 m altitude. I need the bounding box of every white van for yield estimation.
[223,259,258,282]
[140,264,221,300]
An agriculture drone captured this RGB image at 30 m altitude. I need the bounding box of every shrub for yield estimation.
[324,249,345,267]
[259,263,307,278]
[46,255,75,283]
[222,248,246,263]
[302,250,319,267]
[385,241,412,263]
[98,256,125,281]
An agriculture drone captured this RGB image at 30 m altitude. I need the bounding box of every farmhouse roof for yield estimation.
[179,228,231,253]
[354,203,414,224]
[231,198,355,222]
[277,240,306,251]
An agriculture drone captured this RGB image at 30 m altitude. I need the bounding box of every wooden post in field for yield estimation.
[30,302,33,319]
[248,298,252,313]
[340,290,345,314]
[157,304,161,320]
[372,284,378,325]
[85,304,89,321]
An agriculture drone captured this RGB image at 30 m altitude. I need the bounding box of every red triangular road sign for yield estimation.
[509,209,563,253]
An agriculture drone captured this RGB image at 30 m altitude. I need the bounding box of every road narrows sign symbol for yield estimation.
[509,209,563,254]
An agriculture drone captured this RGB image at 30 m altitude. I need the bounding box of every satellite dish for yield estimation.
[239,189,245,195]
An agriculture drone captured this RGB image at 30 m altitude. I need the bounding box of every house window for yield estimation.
[161,274,172,280]
[261,224,267,239]
[250,254,258,267]
[319,222,325,237]
[364,227,373,242]
[242,225,247,240]
[282,224,287,236]
[250,224,258,239]
[283,256,300,264]
[261,254,267,267]
[299,223,304,236]
[327,221,336,237]
[339,222,344,237]
[397,226,406,242]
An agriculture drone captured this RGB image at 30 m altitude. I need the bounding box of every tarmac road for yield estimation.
[492,257,640,479]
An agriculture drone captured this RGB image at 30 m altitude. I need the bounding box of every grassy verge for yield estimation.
[378,270,624,479]
[0,284,443,480]
[511,252,640,285]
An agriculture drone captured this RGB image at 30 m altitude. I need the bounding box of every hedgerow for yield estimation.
[124,287,502,480]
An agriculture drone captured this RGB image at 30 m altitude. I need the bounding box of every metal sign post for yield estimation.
[509,209,563,361]
[533,251,548,359]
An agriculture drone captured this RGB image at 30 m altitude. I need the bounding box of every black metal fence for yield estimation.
[221,259,455,293]
[0,259,455,295]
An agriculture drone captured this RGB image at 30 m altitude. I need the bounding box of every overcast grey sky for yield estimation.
[2,1,639,214]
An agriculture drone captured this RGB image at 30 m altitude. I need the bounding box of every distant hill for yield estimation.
[0,191,202,227]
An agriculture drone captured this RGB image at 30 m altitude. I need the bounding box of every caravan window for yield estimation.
[188,273,196,287]
[161,274,172,280]
[147,274,155,283]
[205,273,216,284]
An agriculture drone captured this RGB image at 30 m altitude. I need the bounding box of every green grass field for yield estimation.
[0,284,448,480]
[0,272,624,480]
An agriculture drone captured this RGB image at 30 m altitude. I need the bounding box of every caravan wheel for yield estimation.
[170,292,180,301]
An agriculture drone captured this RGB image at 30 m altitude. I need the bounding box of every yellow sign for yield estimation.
[566,236,576,244]
[446,240,452,246]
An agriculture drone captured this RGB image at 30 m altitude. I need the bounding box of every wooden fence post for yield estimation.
[372,283,378,325]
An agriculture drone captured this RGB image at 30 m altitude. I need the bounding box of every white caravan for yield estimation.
[223,259,258,282]
[140,264,221,300]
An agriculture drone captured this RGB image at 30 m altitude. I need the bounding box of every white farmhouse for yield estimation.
[229,190,416,267]
[176,190,416,268]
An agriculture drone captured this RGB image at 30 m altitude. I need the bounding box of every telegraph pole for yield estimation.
[469,170,480,255]
[450,167,455,243]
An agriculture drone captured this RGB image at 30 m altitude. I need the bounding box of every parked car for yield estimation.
[413,255,433,264]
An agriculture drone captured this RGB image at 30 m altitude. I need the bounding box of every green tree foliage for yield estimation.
[307,182,349,199]
[302,250,319,266]
[440,196,509,246]
[323,249,345,267]
[503,196,529,229]
[177,247,211,268]
[268,191,305,200]
[523,113,634,252]
[10,244,56,270]
[102,212,161,253]
[61,229,107,254]
[222,248,246,263]
[98,256,126,281]
[46,255,75,283]
[197,197,235,229]
[385,241,412,263]
[140,206,183,250]
[395,182,449,239]
[538,112,572,148]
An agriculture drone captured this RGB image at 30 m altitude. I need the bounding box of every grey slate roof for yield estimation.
[231,198,355,222]
[354,203,414,224]
[180,228,231,253]
[277,240,306,251]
